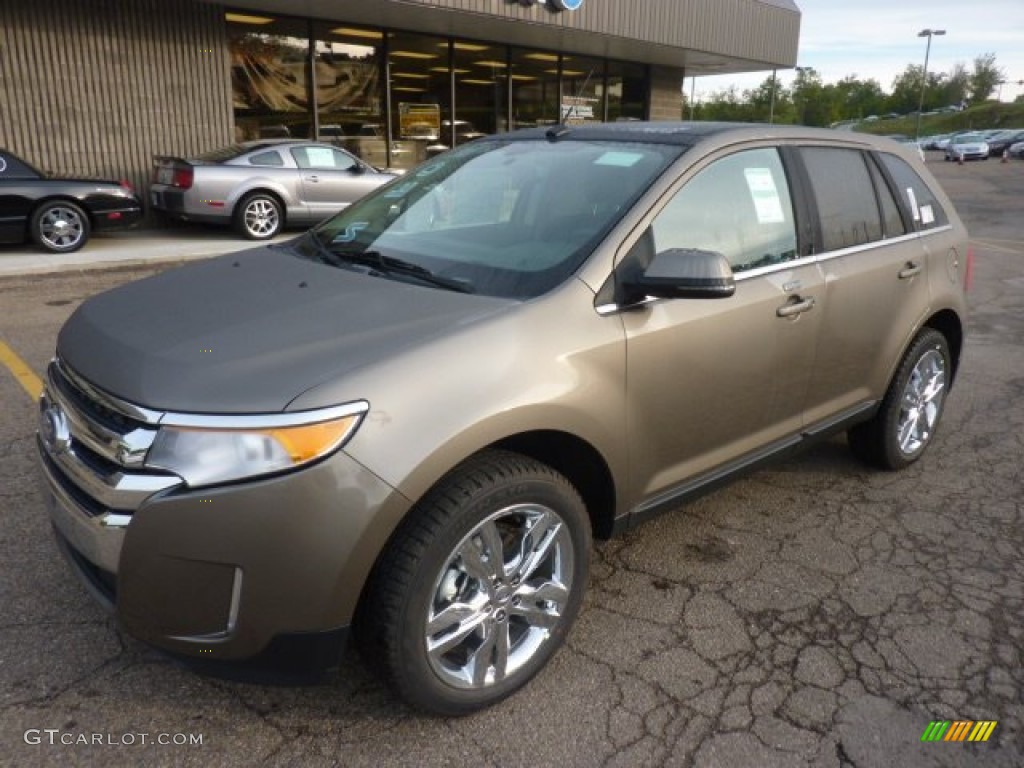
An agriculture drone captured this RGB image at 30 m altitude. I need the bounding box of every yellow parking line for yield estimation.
[0,340,43,400]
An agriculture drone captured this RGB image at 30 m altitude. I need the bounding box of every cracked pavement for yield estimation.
[0,158,1022,766]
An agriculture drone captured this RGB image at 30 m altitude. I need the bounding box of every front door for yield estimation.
[620,147,824,504]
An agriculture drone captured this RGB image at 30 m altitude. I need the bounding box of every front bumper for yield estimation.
[36,360,411,667]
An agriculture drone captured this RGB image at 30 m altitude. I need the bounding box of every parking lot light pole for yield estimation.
[915,28,946,140]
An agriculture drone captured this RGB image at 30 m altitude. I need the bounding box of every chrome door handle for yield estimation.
[776,296,815,318]
[899,261,921,279]
[306,175,320,182]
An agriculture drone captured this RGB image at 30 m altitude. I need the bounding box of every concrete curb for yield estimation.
[0,228,292,277]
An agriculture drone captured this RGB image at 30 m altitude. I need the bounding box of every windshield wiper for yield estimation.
[329,248,475,294]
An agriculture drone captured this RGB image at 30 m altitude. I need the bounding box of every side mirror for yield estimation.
[348,162,367,175]
[624,248,735,300]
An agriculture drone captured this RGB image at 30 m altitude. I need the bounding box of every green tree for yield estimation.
[792,67,831,126]
[969,53,1005,103]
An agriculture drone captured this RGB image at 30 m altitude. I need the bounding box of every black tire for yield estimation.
[355,450,591,716]
[233,192,282,240]
[848,328,951,470]
[30,200,90,253]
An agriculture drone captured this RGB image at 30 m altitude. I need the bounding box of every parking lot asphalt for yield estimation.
[0,156,1022,767]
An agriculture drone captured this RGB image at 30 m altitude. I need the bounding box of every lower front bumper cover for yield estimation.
[40,441,412,665]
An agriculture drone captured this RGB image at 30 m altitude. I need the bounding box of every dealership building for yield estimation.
[1,0,800,189]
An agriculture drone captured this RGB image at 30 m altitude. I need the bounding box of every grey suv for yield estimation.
[37,123,968,715]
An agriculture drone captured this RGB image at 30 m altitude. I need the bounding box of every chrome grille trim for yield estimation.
[56,357,163,425]
[46,369,157,468]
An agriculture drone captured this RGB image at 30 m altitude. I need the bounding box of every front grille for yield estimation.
[51,361,146,436]
[40,358,180,522]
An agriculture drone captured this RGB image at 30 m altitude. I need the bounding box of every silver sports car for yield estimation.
[149,141,396,239]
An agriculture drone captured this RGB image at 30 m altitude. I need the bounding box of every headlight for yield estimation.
[145,402,368,487]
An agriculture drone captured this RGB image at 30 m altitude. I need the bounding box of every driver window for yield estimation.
[291,146,357,171]
[650,148,797,273]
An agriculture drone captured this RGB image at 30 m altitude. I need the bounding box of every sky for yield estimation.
[693,0,1024,105]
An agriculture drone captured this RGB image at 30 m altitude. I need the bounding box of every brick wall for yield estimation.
[0,0,232,198]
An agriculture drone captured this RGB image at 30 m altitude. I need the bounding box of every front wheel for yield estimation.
[356,450,591,716]
[848,328,951,470]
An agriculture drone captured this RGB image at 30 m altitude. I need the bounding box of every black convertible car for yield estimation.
[0,149,143,253]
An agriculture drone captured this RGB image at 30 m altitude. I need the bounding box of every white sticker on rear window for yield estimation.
[920,204,935,225]
[743,168,785,224]
[906,186,920,221]
[595,152,643,167]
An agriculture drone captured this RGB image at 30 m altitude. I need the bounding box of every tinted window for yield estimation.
[650,148,798,273]
[291,147,357,171]
[249,150,284,167]
[801,147,882,251]
[866,158,907,238]
[878,152,949,230]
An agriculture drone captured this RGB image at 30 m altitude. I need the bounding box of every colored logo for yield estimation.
[921,721,997,743]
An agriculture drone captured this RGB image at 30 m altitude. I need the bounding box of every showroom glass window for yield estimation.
[606,60,647,122]
[388,31,450,170]
[227,13,312,141]
[650,148,798,273]
[801,147,883,251]
[451,40,508,147]
[560,55,604,125]
[509,49,560,130]
[312,23,383,160]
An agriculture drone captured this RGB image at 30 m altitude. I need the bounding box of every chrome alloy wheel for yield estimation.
[425,503,574,690]
[243,198,279,237]
[896,348,946,456]
[39,206,85,250]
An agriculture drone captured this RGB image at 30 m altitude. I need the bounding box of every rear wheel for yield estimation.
[31,201,90,253]
[848,328,951,470]
[233,193,282,239]
[356,450,590,716]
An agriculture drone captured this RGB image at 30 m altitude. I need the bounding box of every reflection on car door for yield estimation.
[291,146,384,221]
[621,147,825,506]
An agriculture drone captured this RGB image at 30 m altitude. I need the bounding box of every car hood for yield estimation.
[57,245,513,413]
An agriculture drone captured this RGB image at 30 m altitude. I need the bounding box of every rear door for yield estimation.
[620,145,825,505]
[796,145,931,426]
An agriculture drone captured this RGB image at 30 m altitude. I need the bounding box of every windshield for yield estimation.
[303,139,682,299]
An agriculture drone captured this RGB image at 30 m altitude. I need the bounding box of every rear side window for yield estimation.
[800,147,882,251]
[877,153,949,230]
[650,147,798,273]
[249,150,284,167]
[866,158,907,238]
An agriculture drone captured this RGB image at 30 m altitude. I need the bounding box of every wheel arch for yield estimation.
[489,430,618,540]
[29,195,94,229]
[233,187,288,225]
[923,309,963,383]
